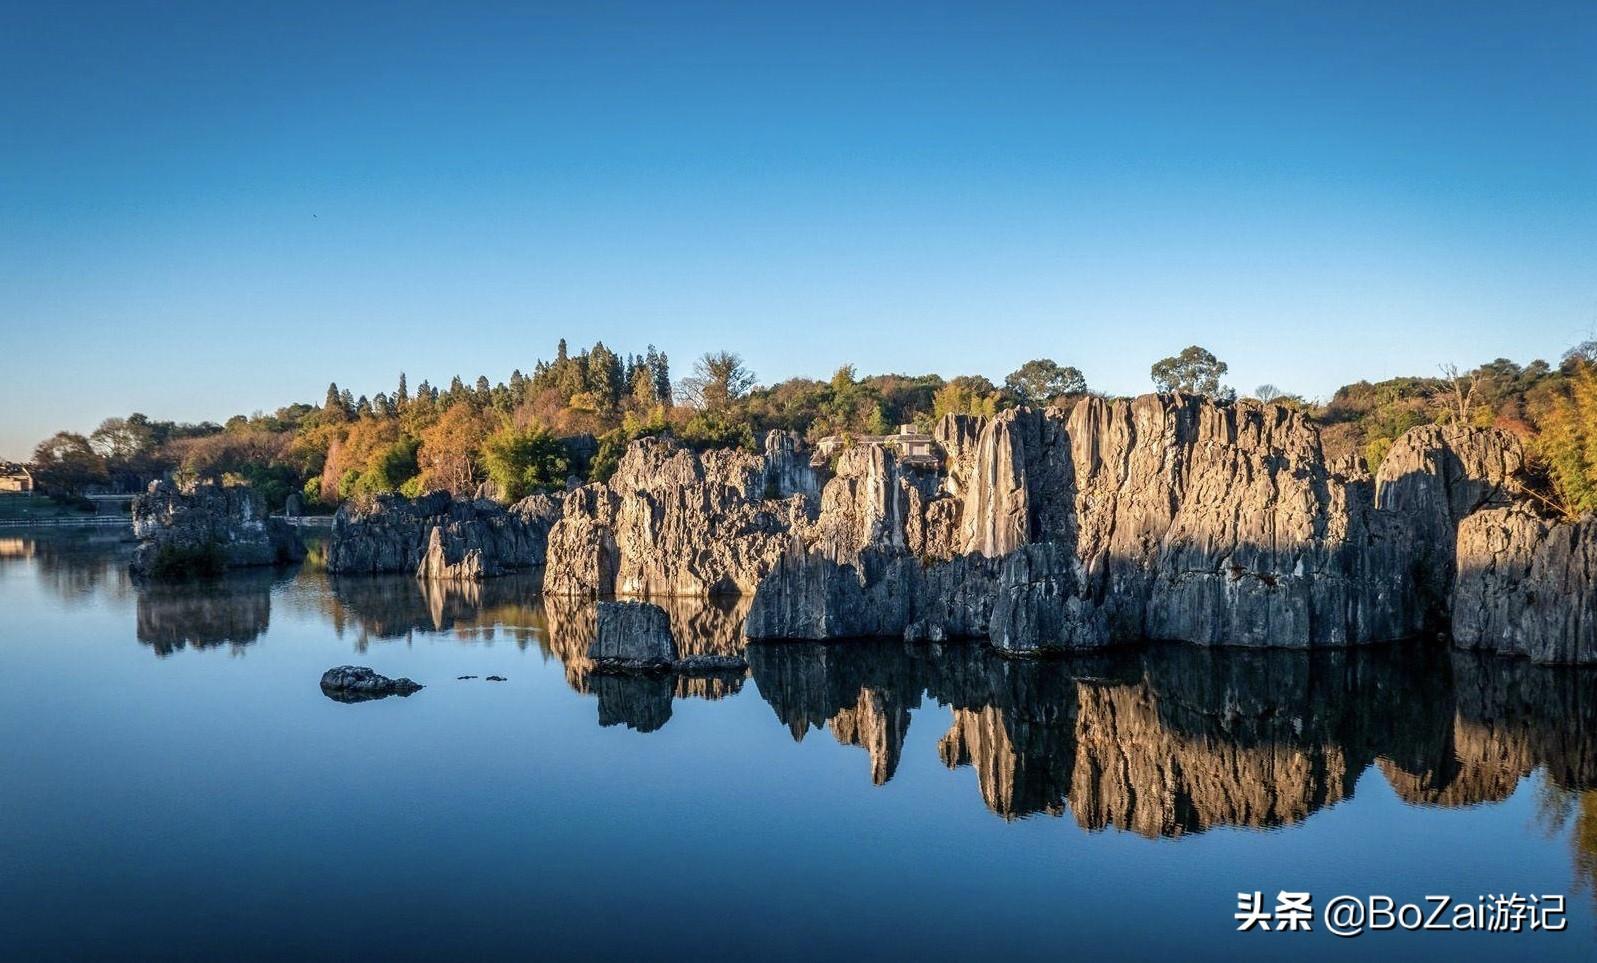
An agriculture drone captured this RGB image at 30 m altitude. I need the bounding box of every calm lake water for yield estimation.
[4,531,1596,961]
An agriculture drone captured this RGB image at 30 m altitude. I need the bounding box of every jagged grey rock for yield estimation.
[1374,424,1526,621]
[319,665,423,702]
[130,480,305,578]
[590,600,679,670]
[541,393,1561,655]
[328,490,561,580]
[1452,507,1597,663]
[543,436,802,597]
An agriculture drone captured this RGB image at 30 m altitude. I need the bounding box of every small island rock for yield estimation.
[320,665,423,702]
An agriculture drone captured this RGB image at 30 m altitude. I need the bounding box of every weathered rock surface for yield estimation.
[748,395,1450,651]
[590,600,678,669]
[543,434,806,597]
[1374,424,1525,622]
[541,394,1567,655]
[327,490,562,580]
[588,599,752,673]
[1452,507,1597,663]
[130,480,305,578]
[319,665,423,702]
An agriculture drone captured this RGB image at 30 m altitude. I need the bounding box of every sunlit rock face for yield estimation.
[328,490,561,581]
[1453,507,1597,664]
[543,436,801,598]
[748,395,1477,650]
[130,480,305,577]
[534,394,1568,654]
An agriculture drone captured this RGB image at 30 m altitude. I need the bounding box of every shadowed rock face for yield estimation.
[1453,508,1597,664]
[131,480,305,578]
[327,491,561,581]
[591,600,677,669]
[1374,424,1526,625]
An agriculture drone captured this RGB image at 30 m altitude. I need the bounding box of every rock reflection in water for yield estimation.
[749,640,1597,839]
[313,574,752,732]
[543,593,751,730]
[316,572,548,649]
[135,569,279,656]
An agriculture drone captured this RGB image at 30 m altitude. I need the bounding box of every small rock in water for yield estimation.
[319,665,423,703]
[486,675,507,682]
[457,675,479,680]
[590,600,677,672]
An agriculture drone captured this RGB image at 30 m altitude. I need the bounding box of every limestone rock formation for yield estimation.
[1452,507,1597,663]
[1374,424,1526,620]
[542,393,1565,655]
[749,395,1447,651]
[319,665,423,702]
[590,600,678,670]
[542,434,805,598]
[130,480,305,578]
[327,491,562,581]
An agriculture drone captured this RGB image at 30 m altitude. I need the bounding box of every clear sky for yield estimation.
[3,1,1593,459]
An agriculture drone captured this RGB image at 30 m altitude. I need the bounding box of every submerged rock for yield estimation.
[319,665,423,702]
[130,480,305,579]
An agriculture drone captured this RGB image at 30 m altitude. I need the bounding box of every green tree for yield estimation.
[1536,362,1597,516]
[1004,359,1087,404]
[482,422,571,501]
[1151,345,1230,397]
[932,376,1001,420]
[32,432,109,496]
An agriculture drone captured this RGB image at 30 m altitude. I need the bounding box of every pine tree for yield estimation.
[323,382,343,415]
[651,348,672,406]
[396,372,409,409]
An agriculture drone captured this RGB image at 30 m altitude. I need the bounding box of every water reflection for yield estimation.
[136,569,277,656]
[749,641,1597,838]
[99,548,1597,844]
[312,572,549,649]
[543,593,751,730]
[0,531,133,604]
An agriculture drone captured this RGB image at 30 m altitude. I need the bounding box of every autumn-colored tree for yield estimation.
[417,404,492,495]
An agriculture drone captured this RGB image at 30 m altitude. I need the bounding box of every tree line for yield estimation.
[26,339,1597,520]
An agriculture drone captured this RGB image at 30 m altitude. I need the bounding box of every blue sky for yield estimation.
[3,1,1593,459]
